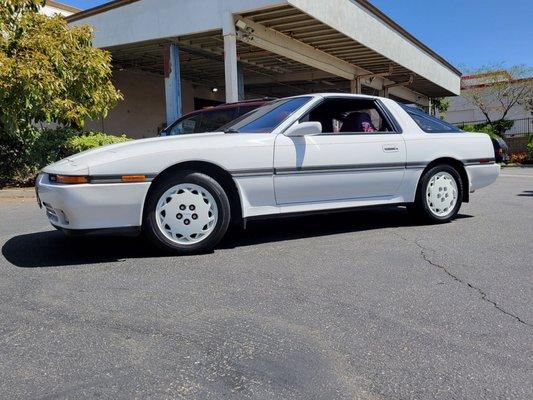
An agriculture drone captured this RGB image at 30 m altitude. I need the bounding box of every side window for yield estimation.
[196,109,237,133]
[167,114,203,135]
[300,98,395,134]
[401,105,462,133]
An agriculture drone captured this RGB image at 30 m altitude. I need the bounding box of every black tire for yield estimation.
[410,164,463,223]
[144,171,231,254]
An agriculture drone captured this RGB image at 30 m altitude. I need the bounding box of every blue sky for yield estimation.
[63,0,533,71]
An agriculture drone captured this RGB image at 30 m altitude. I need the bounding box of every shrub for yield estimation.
[0,128,131,187]
[64,132,130,154]
[509,152,527,164]
[461,122,498,138]
[0,126,41,186]
[29,127,78,170]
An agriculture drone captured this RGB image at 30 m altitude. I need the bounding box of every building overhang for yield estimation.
[67,0,461,99]
[45,0,81,15]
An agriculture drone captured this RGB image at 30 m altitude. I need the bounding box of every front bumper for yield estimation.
[35,173,150,231]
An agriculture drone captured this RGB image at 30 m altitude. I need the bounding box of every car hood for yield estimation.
[42,132,225,175]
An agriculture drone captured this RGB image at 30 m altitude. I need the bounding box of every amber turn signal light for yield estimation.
[56,175,89,184]
[121,175,146,182]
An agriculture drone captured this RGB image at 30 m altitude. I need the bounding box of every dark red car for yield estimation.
[160,98,272,136]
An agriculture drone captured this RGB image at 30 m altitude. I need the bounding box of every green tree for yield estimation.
[0,0,122,183]
[431,97,449,119]
[461,65,532,137]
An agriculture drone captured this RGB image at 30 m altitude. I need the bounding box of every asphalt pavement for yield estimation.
[0,169,532,399]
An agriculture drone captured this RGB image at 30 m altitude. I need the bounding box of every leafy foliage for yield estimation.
[0,0,122,130]
[527,135,533,161]
[0,0,123,185]
[432,97,449,119]
[1,128,131,187]
[64,131,130,154]
[460,122,499,138]
[0,125,41,185]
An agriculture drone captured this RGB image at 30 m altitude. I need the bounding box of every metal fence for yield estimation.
[454,117,533,137]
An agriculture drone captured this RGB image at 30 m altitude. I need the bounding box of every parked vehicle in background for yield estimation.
[491,137,509,163]
[160,98,272,136]
[36,94,500,254]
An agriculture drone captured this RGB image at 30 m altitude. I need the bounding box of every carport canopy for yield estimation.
[68,0,461,123]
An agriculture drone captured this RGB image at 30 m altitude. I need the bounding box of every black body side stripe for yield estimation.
[275,162,406,175]
[230,158,495,178]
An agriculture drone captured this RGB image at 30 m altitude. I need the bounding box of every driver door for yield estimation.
[273,99,406,205]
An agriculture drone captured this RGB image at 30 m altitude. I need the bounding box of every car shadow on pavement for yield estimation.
[2,207,472,268]
[221,207,472,249]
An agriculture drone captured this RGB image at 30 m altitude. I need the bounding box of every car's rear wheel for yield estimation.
[144,171,231,254]
[410,164,463,223]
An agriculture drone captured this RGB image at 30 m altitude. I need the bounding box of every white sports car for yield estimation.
[36,94,499,253]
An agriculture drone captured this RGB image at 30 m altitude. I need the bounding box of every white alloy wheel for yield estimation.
[425,171,458,217]
[155,183,218,245]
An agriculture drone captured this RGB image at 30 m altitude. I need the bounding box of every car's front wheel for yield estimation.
[410,164,463,223]
[144,171,231,254]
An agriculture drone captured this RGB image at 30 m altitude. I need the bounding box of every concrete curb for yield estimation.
[0,188,36,199]
[501,164,533,168]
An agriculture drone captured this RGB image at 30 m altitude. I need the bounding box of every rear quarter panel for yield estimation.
[383,98,497,201]
[404,132,495,164]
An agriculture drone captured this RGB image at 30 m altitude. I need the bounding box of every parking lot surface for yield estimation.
[1,169,532,399]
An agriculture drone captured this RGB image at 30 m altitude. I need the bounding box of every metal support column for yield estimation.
[237,63,245,101]
[163,43,182,125]
[223,12,239,103]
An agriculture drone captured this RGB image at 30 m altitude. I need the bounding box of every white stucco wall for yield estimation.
[85,70,166,139]
[85,70,227,139]
[41,4,76,16]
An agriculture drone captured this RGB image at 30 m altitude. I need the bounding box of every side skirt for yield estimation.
[244,203,409,223]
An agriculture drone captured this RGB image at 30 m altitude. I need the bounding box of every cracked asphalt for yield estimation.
[0,168,532,399]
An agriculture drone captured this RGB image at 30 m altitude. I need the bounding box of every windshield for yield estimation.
[400,104,462,133]
[221,97,312,133]
[162,108,237,136]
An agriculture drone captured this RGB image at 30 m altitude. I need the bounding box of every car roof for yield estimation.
[273,93,384,103]
[314,93,381,100]
[177,93,387,121]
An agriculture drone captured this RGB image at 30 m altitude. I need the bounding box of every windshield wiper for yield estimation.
[223,128,239,134]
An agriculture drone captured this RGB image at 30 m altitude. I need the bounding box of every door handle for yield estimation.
[382,144,399,153]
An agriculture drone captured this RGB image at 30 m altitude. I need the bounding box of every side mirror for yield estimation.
[285,121,322,137]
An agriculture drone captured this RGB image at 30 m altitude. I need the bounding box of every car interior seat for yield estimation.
[340,112,376,133]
